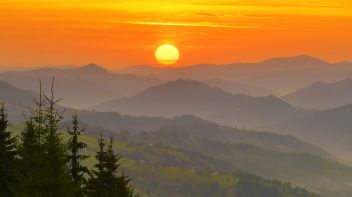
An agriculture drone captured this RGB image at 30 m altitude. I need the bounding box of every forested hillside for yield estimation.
[0,88,319,197]
[1,82,351,196]
[5,123,319,197]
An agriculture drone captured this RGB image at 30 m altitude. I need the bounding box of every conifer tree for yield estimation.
[86,133,107,196]
[16,85,48,197]
[42,80,75,196]
[16,80,74,197]
[105,137,135,197]
[68,112,89,196]
[86,133,136,197]
[0,103,17,197]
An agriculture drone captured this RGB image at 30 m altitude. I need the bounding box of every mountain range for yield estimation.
[3,77,352,196]
[3,55,352,110]
[5,74,352,165]
[94,79,307,128]
[117,55,352,95]
[0,63,162,108]
[93,79,352,163]
[0,78,325,159]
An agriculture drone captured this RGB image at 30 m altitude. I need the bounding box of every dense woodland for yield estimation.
[0,84,319,197]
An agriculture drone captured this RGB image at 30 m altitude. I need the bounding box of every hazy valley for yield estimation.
[3,56,352,196]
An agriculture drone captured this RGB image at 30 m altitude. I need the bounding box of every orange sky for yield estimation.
[0,0,352,68]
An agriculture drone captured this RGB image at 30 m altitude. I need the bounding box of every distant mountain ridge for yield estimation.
[117,55,352,94]
[94,79,307,128]
[0,80,36,106]
[203,78,274,96]
[0,63,162,108]
[0,80,38,121]
[284,78,352,109]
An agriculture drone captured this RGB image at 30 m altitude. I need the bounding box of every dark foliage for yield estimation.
[86,133,136,197]
[15,81,75,197]
[0,103,17,197]
[234,172,319,197]
[68,112,89,196]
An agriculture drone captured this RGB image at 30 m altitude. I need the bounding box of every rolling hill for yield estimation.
[8,124,320,197]
[46,121,352,196]
[0,80,38,121]
[123,128,352,197]
[64,112,330,159]
[267,104,352,163]
[94,79,307,128]
[284,79,352,109]
[0,80,36,107]
[203,78,274,96]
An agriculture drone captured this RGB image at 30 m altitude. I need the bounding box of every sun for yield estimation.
[155,44,180,65]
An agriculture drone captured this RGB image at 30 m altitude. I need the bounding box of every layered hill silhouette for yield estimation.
[0,80,37,121]
[0,79,326,159]
[118,55,352,94]
[94,79,307,128]
[68,112,329,159]
[0,64,162,108]
[0,80,36,107]
[204,78,274,96]
[268,104,352,163]
[72,113,352,196]
[4,78,352,196]
[4,77,352,165]
[284,79,352,109]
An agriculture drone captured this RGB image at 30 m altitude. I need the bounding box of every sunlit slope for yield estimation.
[8,124,349,196]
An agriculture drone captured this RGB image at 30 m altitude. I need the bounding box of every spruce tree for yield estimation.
[16,80,74,197]
[68,112,89,196]
[86,133,107,196]
[42,82,75,196]
[86,134,136,197]
[105,137,135,197]
[0,103,17,197]
[16,87,47,197]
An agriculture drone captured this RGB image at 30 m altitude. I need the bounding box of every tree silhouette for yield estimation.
[86,133,136,197]
[0,103,17,197]
[16,80,75,197]
[68,112,89,196]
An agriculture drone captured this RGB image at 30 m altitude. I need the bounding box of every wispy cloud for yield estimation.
[192,0,345,8]
[111,20,259,29]
[194,12,223,17]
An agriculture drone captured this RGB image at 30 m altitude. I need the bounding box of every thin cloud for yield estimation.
[192,0,345,8]
[194,12,223,17]
[111,20,260,29]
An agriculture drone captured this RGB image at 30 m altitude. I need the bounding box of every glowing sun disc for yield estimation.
[155,44,180,65]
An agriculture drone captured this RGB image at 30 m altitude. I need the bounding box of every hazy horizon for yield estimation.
[1,54,351,71]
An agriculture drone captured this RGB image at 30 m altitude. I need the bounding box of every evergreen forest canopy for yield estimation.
[0,81,319,197]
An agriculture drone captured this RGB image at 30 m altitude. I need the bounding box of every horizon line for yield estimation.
[1,54,351,71]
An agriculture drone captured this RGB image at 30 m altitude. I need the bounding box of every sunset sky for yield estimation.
[0,0,352,68]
